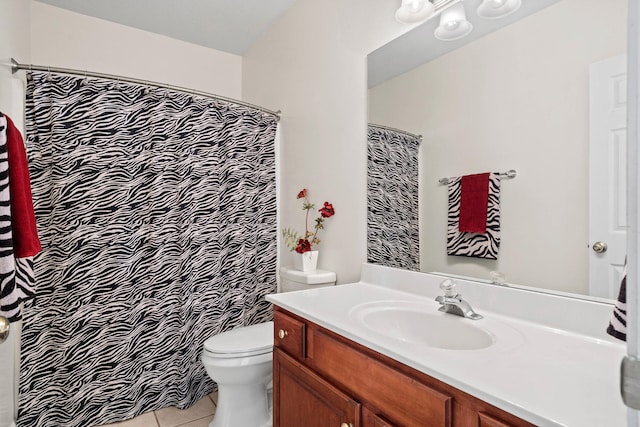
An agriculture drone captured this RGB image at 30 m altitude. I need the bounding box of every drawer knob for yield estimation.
[341,423,353,427]
[278,329,288,339]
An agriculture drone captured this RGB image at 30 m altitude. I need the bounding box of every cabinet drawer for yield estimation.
[311,329,452,427]
[274,310,306,359]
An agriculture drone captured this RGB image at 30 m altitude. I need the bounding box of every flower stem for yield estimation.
[305,198,310,237]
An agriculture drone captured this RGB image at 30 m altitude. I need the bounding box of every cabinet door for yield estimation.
[274,348,361,427]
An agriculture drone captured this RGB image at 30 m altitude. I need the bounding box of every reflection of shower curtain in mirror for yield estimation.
[19,71,277,427]
[367,125,420,271]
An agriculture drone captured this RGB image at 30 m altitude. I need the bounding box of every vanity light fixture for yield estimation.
[477,0,522,19]
[395,0,436,24]
[434,2,473,41]
[395,0,524,42]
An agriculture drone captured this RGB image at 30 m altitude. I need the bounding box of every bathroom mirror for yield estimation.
[367,0,627,298]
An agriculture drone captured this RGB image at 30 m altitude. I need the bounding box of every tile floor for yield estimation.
[95,392,218,427]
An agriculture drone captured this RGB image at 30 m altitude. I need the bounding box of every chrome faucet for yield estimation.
[435,279,483,320]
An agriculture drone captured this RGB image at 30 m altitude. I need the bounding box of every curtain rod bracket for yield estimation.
[10,58,19,74]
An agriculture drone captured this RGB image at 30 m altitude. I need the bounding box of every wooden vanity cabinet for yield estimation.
[273,307,536,427]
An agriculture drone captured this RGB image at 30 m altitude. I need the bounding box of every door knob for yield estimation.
[0,316,9,344]
[592,241,608,253]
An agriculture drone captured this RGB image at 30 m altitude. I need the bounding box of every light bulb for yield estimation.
[446,20,460,30]
[409,1,422,12]
[434,3,472,41]
[477,0,522,19]
[395,0,435,24]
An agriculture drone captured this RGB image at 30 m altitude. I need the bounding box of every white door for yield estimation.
[589,54,628,299]
[0,316,16,427]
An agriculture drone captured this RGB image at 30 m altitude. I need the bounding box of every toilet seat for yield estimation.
[203,321,274,359]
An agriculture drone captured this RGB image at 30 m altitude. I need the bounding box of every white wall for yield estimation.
[242,0,412,284]
[369,0,627,294]
[30,1,242,98]
[0,0,30,125]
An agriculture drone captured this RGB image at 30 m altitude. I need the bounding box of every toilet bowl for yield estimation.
[202,321,274,427]
[202,267,336,427]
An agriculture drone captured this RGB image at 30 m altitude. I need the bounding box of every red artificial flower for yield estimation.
[319,202,335,218]
[295,238,312,253]
[283,189,335,254]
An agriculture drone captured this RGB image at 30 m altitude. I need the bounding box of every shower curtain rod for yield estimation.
[369,123,422,141]
[9,58,281,120]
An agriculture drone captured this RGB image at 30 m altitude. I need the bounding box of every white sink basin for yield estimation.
[350,300,497,350]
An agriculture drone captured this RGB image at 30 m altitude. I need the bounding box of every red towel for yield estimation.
[459,172,490,233]
[5,115,42,257]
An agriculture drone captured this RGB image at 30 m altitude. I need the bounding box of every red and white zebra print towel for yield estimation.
[447,172,501,260]
[0,113,41,323]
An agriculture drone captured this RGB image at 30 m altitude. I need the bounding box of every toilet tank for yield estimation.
[279,266,336,293]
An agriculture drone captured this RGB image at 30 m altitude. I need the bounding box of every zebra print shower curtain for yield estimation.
[367,125,420,271]
[18,71,277,427]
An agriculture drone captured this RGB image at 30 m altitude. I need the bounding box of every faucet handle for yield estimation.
[440,279,458,297]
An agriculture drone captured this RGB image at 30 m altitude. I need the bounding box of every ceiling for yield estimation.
[34,0,298,55]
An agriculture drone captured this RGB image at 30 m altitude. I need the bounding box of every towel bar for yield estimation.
[438,169,517,185]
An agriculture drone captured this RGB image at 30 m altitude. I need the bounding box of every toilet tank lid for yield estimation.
[279,266,336,284]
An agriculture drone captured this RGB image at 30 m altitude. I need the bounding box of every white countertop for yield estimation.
[267,265,627,427]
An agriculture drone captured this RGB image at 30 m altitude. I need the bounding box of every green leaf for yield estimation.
[282,228,301,252]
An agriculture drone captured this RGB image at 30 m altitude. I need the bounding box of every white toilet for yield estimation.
[201,267,336,427]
